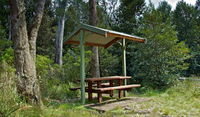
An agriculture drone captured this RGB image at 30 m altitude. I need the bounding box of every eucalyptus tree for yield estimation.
[54,0,88,66]
[54,0,71,65]
[89,0,100,77]
[10,0,46,105]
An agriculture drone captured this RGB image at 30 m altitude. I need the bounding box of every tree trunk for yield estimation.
[10,0,45,106]
[55,1,68,66]
[55,16,65,65]
[89,0,100,77]
[8,16,12,40]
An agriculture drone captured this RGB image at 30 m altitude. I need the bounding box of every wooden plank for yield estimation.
[85,76,131,82]
[95,84,141,92]
[85,89,111,94]
[104,37,121,48]
[69,87,81,91]
[64,28,81,44]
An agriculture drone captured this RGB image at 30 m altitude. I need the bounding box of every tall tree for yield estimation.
[157,1,172,22]
[10,0,46,105]
[89,0,100,77]
[55,0,69,65]
[196,0,200,10]
[108,0,145,76]
[173,1,200,75]
[97,0,118,27]
[113,0,145,34]
[130,6,190,89]
[37,0,56,58]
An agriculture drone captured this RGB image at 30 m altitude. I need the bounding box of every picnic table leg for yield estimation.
[88,81,93,101]
[97,81,102,103]
[118,79,123,99]
[109,80,114,97]
[98,92,102,103]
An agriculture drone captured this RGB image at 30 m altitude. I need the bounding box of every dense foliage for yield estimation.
[0,0,200,116]
[173,1,200,76]
[129,7,190,89]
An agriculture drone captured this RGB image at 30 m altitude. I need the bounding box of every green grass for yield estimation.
[11,80,200,117]
[128,80,200,116]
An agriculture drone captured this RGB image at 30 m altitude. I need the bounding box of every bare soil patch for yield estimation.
[85,97,151,112]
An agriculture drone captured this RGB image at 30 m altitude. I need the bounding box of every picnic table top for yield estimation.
[85,76,131,82]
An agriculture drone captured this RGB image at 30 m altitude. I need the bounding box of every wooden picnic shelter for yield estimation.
[64,23,146,104]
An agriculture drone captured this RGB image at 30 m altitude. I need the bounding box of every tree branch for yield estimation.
[28,0,46,58]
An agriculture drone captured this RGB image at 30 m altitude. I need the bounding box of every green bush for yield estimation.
[99,48,120,76]
[0,61,20,117]
[63,47,91,80]
[36,55,80,100]
[129,8,190,89]
[36,55,54,76]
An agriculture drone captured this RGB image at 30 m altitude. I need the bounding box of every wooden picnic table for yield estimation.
[85,76,133,103]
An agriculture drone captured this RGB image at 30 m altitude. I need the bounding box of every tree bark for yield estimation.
[89,0,100,77]
[55,15,65,66]
[55,1,68,66]
[8,16,12,40]
[10,0,45,106]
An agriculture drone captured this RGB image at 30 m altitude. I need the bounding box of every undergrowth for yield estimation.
[10,79,200,117]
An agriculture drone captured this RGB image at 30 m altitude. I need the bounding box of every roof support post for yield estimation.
[122,39,127,96]
[80,30,85,104]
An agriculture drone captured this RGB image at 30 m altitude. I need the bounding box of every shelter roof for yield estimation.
[64,23,146,48]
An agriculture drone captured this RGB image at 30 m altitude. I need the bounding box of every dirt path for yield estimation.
[85,97,151,112]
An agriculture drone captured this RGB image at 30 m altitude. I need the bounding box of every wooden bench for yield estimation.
[70,76,141,103]
[95,84,141,103]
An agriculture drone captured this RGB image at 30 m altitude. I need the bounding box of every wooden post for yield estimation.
[80,30,85,104]
[97,81,102,103]
[118,79,123,99]
[122,39,127,96]
[109,80,114,97]
[88,81,93,101]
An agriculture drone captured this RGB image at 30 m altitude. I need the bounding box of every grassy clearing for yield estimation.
[12,80,200,117]
[127,80,200,116]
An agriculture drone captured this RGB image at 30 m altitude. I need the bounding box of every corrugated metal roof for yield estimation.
[64,23,146,48]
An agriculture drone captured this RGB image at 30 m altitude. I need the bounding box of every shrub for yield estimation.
[99,48,120,76]
[129,8,190,89]
[36,55,80,100]
[0,61,20,117]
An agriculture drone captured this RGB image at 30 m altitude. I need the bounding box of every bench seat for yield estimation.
[95,84,141,103]
[95,84,141,92]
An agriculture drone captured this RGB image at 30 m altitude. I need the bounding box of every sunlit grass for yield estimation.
[128,80,200,116]
[13,78,200,117]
